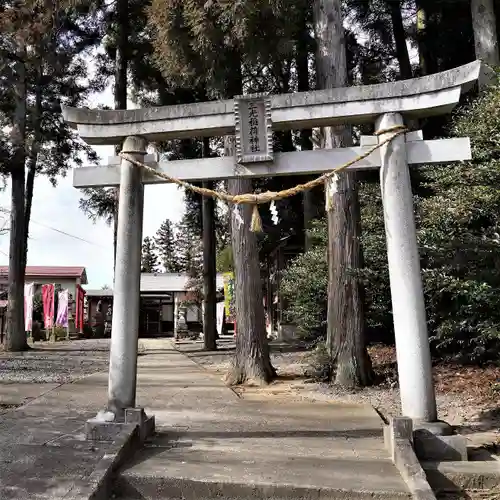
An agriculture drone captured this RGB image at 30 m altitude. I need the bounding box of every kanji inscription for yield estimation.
[234,94,273,164]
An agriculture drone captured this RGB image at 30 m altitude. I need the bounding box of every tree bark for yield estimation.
[202,140,217,351]
[297,10,316,250]
[388,0,413,80]
[471,0,500,73]
[313,0,373,387]
[114,0,128,112]
[226,177,275,386]
[23,69,42,273]
[221,53,275,385]
[5,57,28,352]
[415,1,437,75]
[113,0,129,273]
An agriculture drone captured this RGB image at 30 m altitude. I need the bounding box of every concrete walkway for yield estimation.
[0,340,411,499]
[0,364,110,499]
[117,340,411,499]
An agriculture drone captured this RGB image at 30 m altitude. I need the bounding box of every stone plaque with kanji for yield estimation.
[234,94,273,164]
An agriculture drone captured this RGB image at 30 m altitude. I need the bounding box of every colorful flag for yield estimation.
[216,302,225,335]
[56,289,69,328]
[75,285,85,331]
[42,284,55,329]
[24,283,35,332]
[223,272,235,321]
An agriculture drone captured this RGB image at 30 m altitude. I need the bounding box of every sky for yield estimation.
[0,79,185,289]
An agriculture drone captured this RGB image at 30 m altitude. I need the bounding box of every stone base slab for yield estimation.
[85,407,155,442]
[413,431,468,462]
[422,460,500,493]
[414,421,453,437]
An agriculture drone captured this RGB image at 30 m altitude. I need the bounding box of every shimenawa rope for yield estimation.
[119,125,407,232]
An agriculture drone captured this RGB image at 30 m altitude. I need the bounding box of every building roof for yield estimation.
[140,273,224,293]
[0,266,88,285]
[85,273,224,296]
[85,288,113,298]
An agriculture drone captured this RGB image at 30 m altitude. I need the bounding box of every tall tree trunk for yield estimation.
[388,0,418,130]
[226,174,275,385]
[297,13,316,250]
[471,0,500,73]
[415,0,437,75]
[202,138,217,351]
[5,58,28,352]
[113,0,129,273]
[388,0,413,79]
[313,0,373,387]
[23,71,42,273]
[223,58,275,385]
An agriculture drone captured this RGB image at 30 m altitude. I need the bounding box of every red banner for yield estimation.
[42,284,55,329]
[75,285,86,332]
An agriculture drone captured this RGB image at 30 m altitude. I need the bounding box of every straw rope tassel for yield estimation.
[250,204,263,232]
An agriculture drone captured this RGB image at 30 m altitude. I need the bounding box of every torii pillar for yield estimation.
[377,114,437,423]
[85,136,155,441]
[108,136,147,417]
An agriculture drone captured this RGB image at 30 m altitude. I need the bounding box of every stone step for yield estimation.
[423,460,500,493]
[112,435,411,500]
[114,463,411,500]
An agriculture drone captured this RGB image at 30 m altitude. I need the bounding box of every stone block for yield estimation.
[125,407,146,425]
[85,419,132,442]
[414,420,453,436]
[384,417,413,460]
[141,416,156,442]
[86,408,155,443]
[392,417,414,440]
[414,431,468,462]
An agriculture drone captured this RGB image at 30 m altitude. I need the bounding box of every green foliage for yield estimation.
[79,188,116,226]
[304,342,335,382]
[417,74,500,363]
[154,218,180,273]
[282,77,500,364]
[148,0,304,92]
[280,220,328,340]
[216,246,234,273]
[141,236,160,273]
[174,214,203,276]
[0,1,102,176]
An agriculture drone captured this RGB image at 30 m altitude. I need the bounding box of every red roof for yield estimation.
[0,266,87,284]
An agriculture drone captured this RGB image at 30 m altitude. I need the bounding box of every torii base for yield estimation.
[385,417,468,464]
[85,407,155,443]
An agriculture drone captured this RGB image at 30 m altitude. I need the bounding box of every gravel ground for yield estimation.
[0,339,110,384]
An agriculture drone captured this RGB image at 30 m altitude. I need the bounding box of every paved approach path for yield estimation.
[117,340,411,499]
[0,343,110,499]
[0,340,411,499]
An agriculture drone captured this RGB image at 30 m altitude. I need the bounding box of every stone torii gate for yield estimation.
[62,61,482,439]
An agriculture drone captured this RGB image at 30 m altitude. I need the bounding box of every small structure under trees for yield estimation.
[63,60,481,438]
